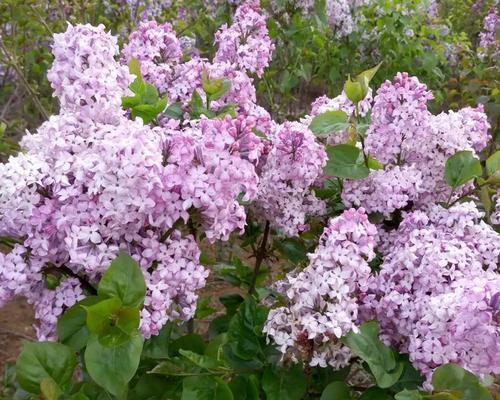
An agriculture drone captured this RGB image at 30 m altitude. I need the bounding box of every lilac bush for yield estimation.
[0,1,499,399]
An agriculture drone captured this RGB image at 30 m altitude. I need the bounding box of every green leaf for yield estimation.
[395,389,423,400]
[229,375,259,400]
[171,334,206,356]
[357,62,382,88]
[219,294,244,316]
[227,296,268,360]
[325,144,370,179]
[181,376,233,400]
[341,321,403,388]
[179,349,223,370]
[195,297,216,319]
[444,151,482,188]
[85,297,140,347]
[40,378,61,400]
[84,333,143,398]
[129,374,181,400]
[205,333,229,362]
[98,251,146,308]
[486,151,500,176]
[274,237,308,264]
[164,102,184,120]
[143,322,172,359]
[344,77,365,104]
[208,79,231,102]
[128,58,142,79]
[150,357,195,376]
[57,296,99,351]
[262,364,307,400]
[390,357,424,392]
[431,364,492,400]
[190,90,205,117]
[359,387,391,399]
[367,154,384,170]
[309,111,349,136]
[320,381,352,400]
[16,342,76,395]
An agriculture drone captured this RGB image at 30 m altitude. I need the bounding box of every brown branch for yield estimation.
[248,220,270,294]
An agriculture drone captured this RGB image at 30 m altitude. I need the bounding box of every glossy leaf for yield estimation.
[98,251,146,308]
[325,144,370,179]
[181,376,233,400]
[309,110,349,136]
[57,296,99,351]
[444,151,482,188]
[84,333,143,398]
[432,364,492,400]
[16,342,76,395]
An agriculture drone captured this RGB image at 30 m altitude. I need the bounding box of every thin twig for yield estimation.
[0,38,49,120]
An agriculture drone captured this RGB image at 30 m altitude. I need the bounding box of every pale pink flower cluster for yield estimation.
[0,22,265,339]
[343,73,491,216]
[478,4,499,60]
[364,202,500,383]
[253,121,327,236]
[214,0,274,76]
[263,208,378,368]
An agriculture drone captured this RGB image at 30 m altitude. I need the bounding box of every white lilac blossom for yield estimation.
[263,208,378,368]
[214,0,274,77]
[0,23,262,339]
[253,121,326,236]
[364,202,500,383]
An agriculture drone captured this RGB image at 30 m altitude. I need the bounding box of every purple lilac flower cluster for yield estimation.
[0,21,266,339]
[253,121,326,236]
[364,202,500,384]
[263,208,378,368]
[478,4,499,60]
[342,72,490,216]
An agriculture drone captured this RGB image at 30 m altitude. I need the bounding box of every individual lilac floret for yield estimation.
[214,1,274,76]
[263,208,378,368]
[254,121,327,236]
[47,23,132,122]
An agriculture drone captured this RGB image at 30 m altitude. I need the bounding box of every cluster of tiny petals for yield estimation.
[342,165,425,217]
[254,121,327,235]
[263,208,377,368]
[214,1,274,76]
[122,20,182,94]
[0,23,263,339]
[47,23,133,122]
[365,202,500,383]
[358,72,491,212]
[491,189,500,225]
[478,5,499,60]
[365,72,433,165]
[26,278,84,341]
[137,231,208,338]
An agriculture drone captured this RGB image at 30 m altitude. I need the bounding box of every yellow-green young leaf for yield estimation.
[367,154,384,170]
[356,62,382,88]
[202,70,223,94]
[480,185,492,216]
[486,151,500,176]
[40,378,61,400]
[444,151,482,188]
[128,58,142,79]
[325,144,370,179]
[344,76,365,104]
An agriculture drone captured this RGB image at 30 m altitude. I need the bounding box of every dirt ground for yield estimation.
[0,298,35,379]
